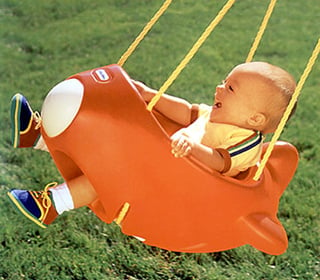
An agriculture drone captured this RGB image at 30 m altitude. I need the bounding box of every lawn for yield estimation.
[0,0,319,279]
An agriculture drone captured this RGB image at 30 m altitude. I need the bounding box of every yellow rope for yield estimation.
[246,0,277,63]
[117,0,172,67]
[115,202,131,225]
[147,0,236,112]
[253,38,320,181]
[246,0,277,62]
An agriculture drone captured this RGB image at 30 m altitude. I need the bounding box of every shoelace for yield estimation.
[33,111,42,130]
[32,182,57,212]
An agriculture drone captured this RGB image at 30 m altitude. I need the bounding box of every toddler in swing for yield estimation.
[7,61,296,228]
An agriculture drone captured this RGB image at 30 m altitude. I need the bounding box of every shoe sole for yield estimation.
[11,94,23,148]
[7,191,47,229]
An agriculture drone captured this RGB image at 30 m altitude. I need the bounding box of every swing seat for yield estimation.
[41,64,299,255]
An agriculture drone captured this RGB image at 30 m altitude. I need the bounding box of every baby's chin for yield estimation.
[209,106,221,122]
[209,111,219,123]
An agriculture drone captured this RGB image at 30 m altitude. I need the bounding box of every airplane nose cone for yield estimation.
[41,79,84,137]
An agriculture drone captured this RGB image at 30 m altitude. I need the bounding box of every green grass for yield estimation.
[0,0,319,279]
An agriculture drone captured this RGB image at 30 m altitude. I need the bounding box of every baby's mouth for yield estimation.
[213,102,222,109]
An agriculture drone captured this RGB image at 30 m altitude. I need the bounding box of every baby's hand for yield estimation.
[170,133,194,158]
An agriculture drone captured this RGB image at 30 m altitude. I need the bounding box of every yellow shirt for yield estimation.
[177,104,264,176]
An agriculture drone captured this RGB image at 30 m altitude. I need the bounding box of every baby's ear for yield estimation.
[247,113,267,128]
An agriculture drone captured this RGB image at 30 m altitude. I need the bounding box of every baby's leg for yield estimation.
[8,175,97,228]
[33,136,49,152]
[66,175,97,208]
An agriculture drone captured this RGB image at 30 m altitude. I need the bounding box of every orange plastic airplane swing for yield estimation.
[41,64,299,255]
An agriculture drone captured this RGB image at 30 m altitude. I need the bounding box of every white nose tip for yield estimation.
[41,79,84,137]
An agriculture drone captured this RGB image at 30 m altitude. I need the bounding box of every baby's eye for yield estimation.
[223,80,234,92]
[221,79,234,92]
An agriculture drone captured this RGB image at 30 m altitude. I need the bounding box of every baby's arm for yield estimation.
[132,80,192,126]
[171,133,225,173]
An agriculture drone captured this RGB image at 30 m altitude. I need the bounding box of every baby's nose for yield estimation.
[216,84,224,95]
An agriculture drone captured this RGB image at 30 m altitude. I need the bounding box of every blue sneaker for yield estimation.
[11,93,41,148]
[7,183,58,228]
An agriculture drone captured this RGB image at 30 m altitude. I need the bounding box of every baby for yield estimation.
[7,61,296,228]
[135,61,296,176]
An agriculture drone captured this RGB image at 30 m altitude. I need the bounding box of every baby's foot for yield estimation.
[11,93,41,148]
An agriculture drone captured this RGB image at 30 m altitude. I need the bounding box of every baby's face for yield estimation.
[209,65,275,129]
